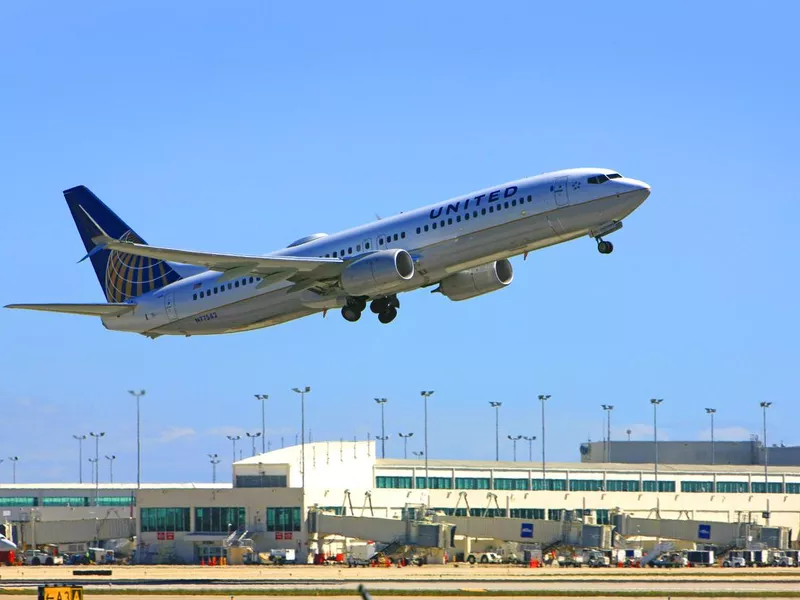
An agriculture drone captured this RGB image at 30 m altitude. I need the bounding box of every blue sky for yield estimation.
[1,1,797,484]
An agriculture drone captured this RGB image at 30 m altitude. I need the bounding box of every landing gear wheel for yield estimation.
[388,294,400,309]
[597,240,614,254]
[370,298,389,314]
[378,307,397,324]
[348,296,367,312]
[341,306,361,322]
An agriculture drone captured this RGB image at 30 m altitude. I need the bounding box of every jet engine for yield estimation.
[341,249,415,297]
[435,259,513,301]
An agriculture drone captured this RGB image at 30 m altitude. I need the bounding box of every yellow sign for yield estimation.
[38,586,83,600]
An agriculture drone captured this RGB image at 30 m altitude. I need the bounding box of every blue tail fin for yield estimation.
[64,186,182,303]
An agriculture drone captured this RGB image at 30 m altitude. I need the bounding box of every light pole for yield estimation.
[90,431,105,504]
[374,398,388,459]
[705,408,717,465]
[508,435,522,461]
[538,395,551,486]
[227,435,241,464]
[105,455,116,483]
[127,390,146,489]
[398,433,414,459]
[8,457,18,484]
[246,432,262,456]
[208,453,221,483]
[73,434,87,483]
[254,394,268,453]
[626,429,632,441]
[88,458,98,485]
[650,399,663,487]
[291,387,311,494]
[489,402,502,461]
[761,402,772,487]
[412,451,424,460]
[601,405,614,462]
[420,391,434,496]
[523,436,537,462]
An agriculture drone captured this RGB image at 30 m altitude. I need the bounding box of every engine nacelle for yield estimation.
[436,259,513,301]
[341,249,415,297]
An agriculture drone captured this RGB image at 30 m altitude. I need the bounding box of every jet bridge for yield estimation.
[615,515,791,548]
[308,511,455,549]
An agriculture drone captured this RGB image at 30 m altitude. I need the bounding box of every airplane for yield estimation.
[6,168,650,337]
[0,533,17,551]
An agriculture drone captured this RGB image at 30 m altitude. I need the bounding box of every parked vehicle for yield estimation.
[686,550,715,567]
[467,552,501,564]
[582,550,609,567]
[22,549,63,566]
[722,556,746,568]
[771,551,794,567]
[650,553,686,568]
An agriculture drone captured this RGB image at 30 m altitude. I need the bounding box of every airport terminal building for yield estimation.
[2,440,800,563]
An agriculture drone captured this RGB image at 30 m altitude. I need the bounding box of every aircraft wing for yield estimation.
[93,236,345,286]
[5,303,135,317]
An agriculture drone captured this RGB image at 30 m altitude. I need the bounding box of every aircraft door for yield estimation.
[363,238,373,253]
[164,292,178,321]
[377,233,390,249]
[553,176,569,206]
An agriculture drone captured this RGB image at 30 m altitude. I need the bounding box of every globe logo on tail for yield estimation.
[104,231,180,303]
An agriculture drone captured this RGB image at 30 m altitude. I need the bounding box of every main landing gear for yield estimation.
[596,238,614,254]
[342,295,400,324]
[371,295,399,324]
[340,295,400,324]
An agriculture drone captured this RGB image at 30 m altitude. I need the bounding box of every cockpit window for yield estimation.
[607,173,622,179]
[587,174,610,184]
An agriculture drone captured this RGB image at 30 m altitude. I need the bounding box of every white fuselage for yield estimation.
[103,168,650,336]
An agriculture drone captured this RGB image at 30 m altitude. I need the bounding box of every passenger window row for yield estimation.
[415,195,533,235]
[193,276,261,301]
[324,240,374,259]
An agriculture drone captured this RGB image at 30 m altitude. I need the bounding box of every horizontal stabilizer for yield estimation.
[4,303,135,317]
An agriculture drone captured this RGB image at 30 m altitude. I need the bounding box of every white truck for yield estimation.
[22,548,63,566]
[466,551,502,564]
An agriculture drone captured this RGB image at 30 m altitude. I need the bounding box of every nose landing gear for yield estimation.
[597,239,614,254]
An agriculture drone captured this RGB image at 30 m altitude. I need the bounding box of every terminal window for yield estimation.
[606,480,640,492]
[140,507,190,532]
[478,508,506,518]
[547,509,563,521]
[375,476,412,489]
[236,474,287,488]
[97,495,135,506]
[594,509,611,524]
[569,479,604,492]
[680,481,714,493]
[42,496,89,507]
[787,483,800,494]
[455,477,490,490]
[195,507,246,533]
[510,508,545,520]
[716,481,749,494]
[531,479,566,491]
[0,497,37,507]
[266,506,301,532]
[494,478,530,491]
[642,480,676,493]
[752,482,784,494]
[415,476,453,489]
